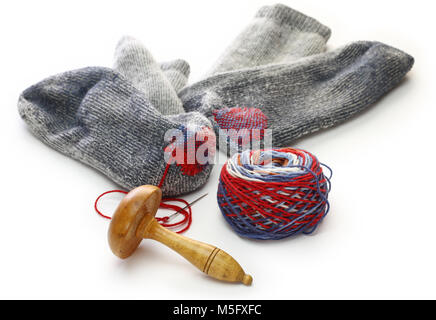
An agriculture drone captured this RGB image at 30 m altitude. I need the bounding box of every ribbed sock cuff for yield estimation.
[256,4,331,40]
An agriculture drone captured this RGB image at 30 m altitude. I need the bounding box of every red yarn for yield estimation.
[94,189,128,219]
[95,164,192,234]
[158,162,171,188]
[217,148,331,239]
[157,198,192,233]
[221,148,327,230]
[213,107,268,147]
[164,126,215,177]
[213,107,268,131]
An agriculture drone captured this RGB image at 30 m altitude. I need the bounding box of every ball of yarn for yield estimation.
[217,148,332,240]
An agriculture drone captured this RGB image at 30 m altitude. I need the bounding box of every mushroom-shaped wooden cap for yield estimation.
[108,185,162,259]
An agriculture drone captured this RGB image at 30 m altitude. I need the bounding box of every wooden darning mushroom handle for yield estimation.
[145,219,253,285]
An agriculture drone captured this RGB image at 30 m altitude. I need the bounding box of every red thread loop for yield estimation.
[94,185,192,234]
[94,190,128,219]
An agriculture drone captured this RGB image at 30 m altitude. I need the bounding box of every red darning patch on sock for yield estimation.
[213,107,268,132]
[164,126,216,176]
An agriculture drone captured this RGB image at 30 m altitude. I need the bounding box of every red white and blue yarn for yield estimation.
[217,148,332,240]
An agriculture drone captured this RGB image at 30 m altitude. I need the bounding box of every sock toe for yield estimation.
[160,59,191,92]
[18,67,214,196]
[18,67,110,150]
[160,59,190,78]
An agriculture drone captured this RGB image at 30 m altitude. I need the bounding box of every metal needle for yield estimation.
[166,193,208,220]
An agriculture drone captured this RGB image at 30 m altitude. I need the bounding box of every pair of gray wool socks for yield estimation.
[18,41,215,196]
[18,4,414,197]
[179,4,414,152]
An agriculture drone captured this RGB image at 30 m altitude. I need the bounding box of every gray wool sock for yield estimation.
[181,41,414,152]
[18,67,215,197]
[114,36,185,115]
[206,4,331,76]
[159,59,190,92]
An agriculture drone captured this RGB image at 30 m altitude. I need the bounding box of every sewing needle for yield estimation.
[166,193,209,220]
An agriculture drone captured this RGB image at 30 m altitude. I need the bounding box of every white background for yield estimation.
[1,0,434,299]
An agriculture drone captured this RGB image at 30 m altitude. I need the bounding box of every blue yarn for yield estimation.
[217,149,332,240]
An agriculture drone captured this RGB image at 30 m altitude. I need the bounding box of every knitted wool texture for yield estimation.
[18,67,214,197]
[114,36,188,115]
[206,4,331,76]
[159,59,190,93]
[179,4,414,152]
